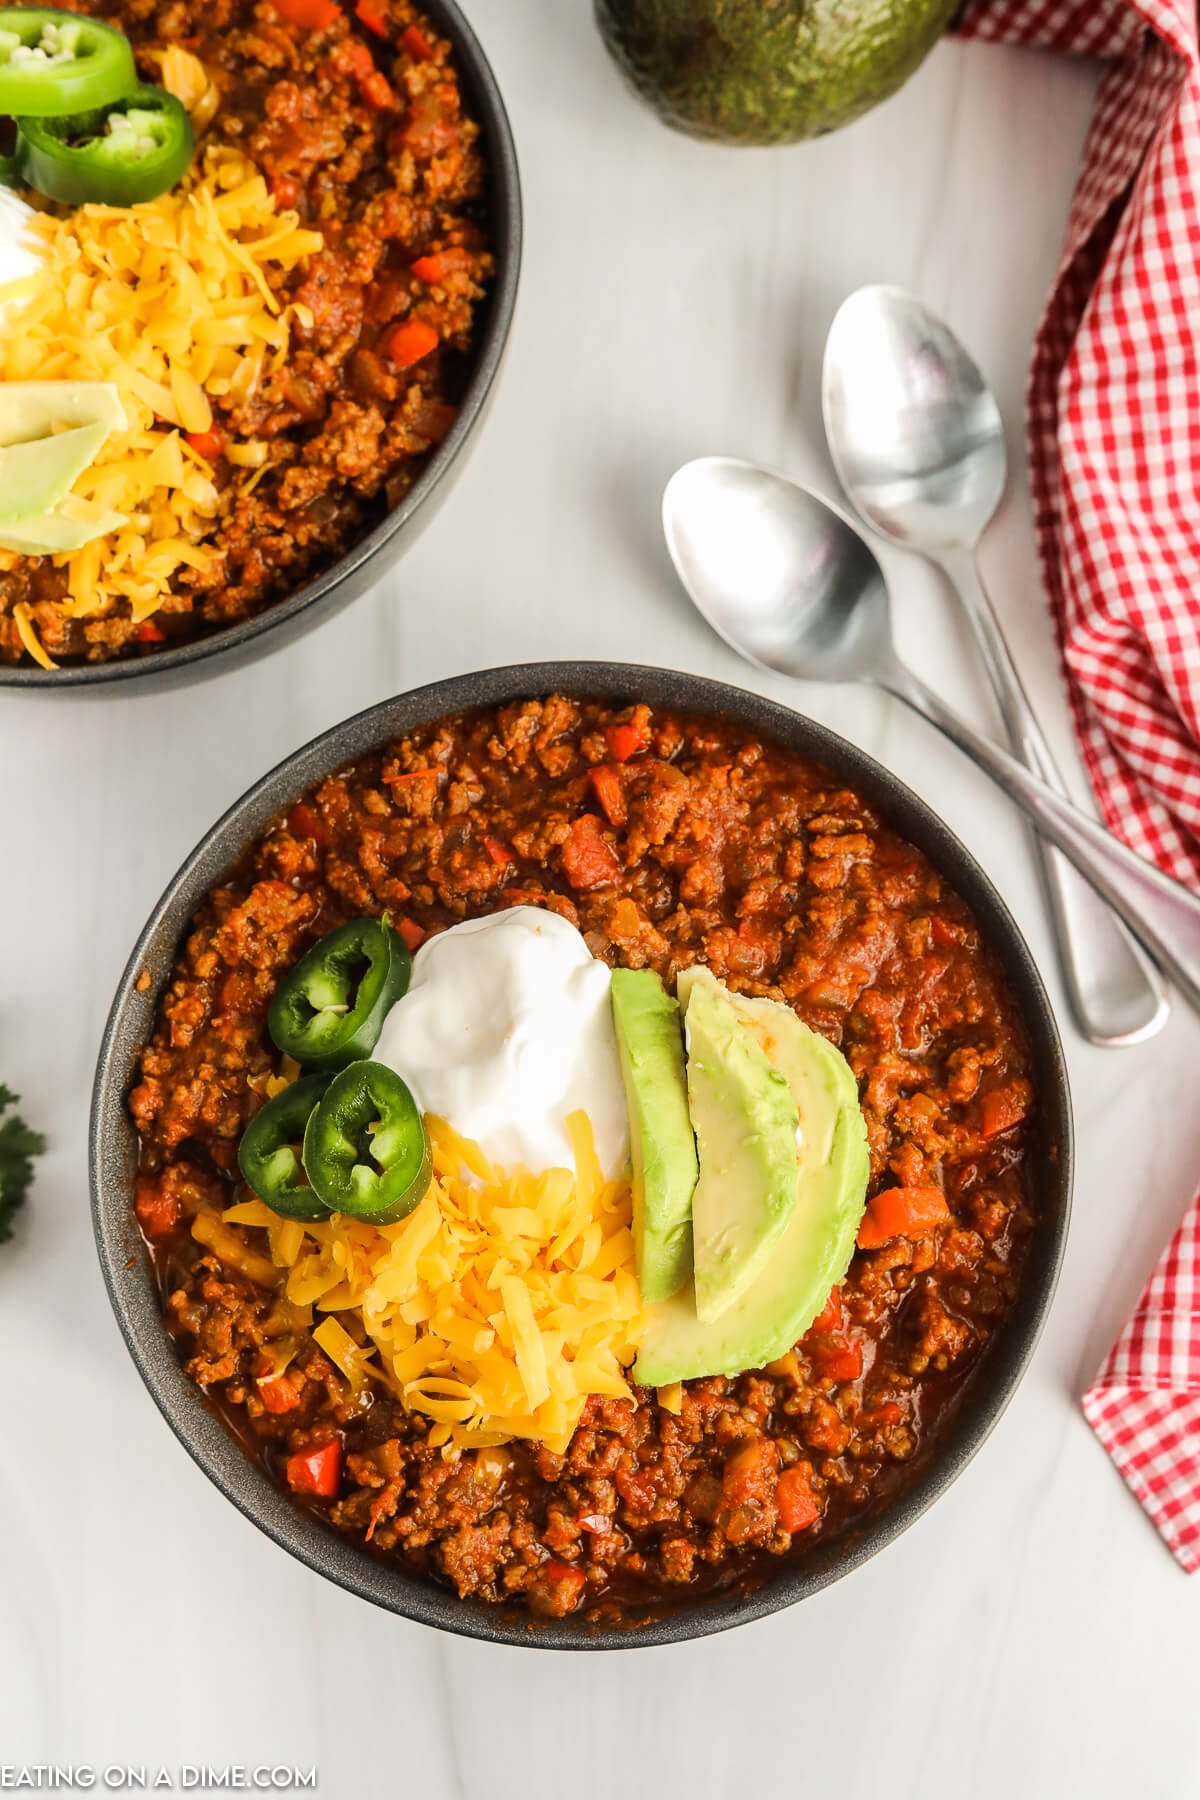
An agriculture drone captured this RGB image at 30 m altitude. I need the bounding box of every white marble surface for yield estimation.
[3,5,1199,1794]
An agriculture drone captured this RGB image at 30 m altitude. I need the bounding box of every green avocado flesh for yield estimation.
[0,422,113,525]
[594,0,960,146]
[634,973,869,1388]
[0,499,125,554]
[0,380,125,539]
[611,968,699,1304]
[0,381,125,446]
[678,966,800,1324]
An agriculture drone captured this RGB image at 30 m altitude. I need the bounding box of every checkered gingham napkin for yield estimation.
[955,0,1200,1570]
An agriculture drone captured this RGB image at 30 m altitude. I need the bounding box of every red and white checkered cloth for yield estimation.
[956,0,1200,1570]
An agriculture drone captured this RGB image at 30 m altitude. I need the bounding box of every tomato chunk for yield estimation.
[811,1340,863,1383]
[257,1372,300,1414]
[603,721,647,763]
[775,1466,821,1534]
[588,764,627,828]
[134,1175,181,1243]
[483,834,513,866]
[355,0,387,34]
[561,815,620,890]
[286,801,329,847]
[286,1441,342,1498]
[857,1185,951,1250]
[276,0,340,29]
[400,22,434,58]
[980,1082,1030,1140]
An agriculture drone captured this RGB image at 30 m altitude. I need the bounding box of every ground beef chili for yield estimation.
[129,697,1038,1622]
[0,0,492,667]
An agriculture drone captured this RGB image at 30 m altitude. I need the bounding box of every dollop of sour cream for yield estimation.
[374,907,629,1178]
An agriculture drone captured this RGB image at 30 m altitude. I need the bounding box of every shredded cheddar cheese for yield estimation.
[222,1112,643,1458]
[0,146,322,627]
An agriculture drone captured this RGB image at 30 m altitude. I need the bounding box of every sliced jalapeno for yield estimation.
[0,8,137,116]
[237,1073,332,1222]
[15,83,194,206]
[268,917,412,1071]
[303,1061,430,1225]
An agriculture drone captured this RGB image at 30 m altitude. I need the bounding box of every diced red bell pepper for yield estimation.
[257,1372,300,1414]
[134,620,165,644]
[980,1083,1029,1140]
[185,429,223,462]
[857,1184,951,1250]
[603,721,647,763]
[483,834,513,866]
[410,248,473,284]
[860,1402,904,1428]
[396,916,426,952]
[382,318,439,368]
[809,1287,842,1336]
[286,801,329,847]
[286,1440,342,1498]
[400,21,433,58]
[276,0,340,29]
[355,0,387,34]
[774,1466,821,1534]
[270,174,302,210]
[539,1562,586,1605]
[588,764,627,828]
[134,1175,181,1243]
[812,1340,863,1383]
[561,814,620,890]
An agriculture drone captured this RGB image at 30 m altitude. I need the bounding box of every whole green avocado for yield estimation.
[594,0,959,145]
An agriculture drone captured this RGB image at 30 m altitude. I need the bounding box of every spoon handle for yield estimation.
[937,545,1168,1047]
[883,657,1200,1016]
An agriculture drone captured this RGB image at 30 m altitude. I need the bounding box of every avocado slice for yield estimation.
[634,976,869,1387]
[0,381,125,446]
[0,422,116,526]
[594,0,959,147]
[679,966,800,1324]
[0,498,126,554]
[611,968,699,1304]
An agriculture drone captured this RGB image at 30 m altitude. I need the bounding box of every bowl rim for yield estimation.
[0,0,522,690]
[90,661,1074,1649]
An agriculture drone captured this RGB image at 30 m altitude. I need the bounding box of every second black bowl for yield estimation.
[1,0,521,692]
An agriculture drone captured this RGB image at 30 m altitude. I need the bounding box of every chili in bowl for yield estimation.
[0,0,520,686]
[91,663,1072,1647]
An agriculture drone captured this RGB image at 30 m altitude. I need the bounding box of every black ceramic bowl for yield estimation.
[2,0,521,693]
[91,663,1073,1648]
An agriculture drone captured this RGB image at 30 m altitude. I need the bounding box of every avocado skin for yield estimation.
[594,0,959,146]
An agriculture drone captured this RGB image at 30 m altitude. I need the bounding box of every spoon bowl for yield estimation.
[822,285,1006,551]
[662,458,895,685]
[821,284,1169,1046]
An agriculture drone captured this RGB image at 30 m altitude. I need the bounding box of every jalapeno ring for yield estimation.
[0,8,137,116]
[15,82,194,206]
[237,1073,332,1222]
[302,1061,430,1225]
[268,917,413,1071]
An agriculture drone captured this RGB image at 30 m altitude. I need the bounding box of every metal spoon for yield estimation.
[662,457,1200,1015]
[822,284,1167,1047]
